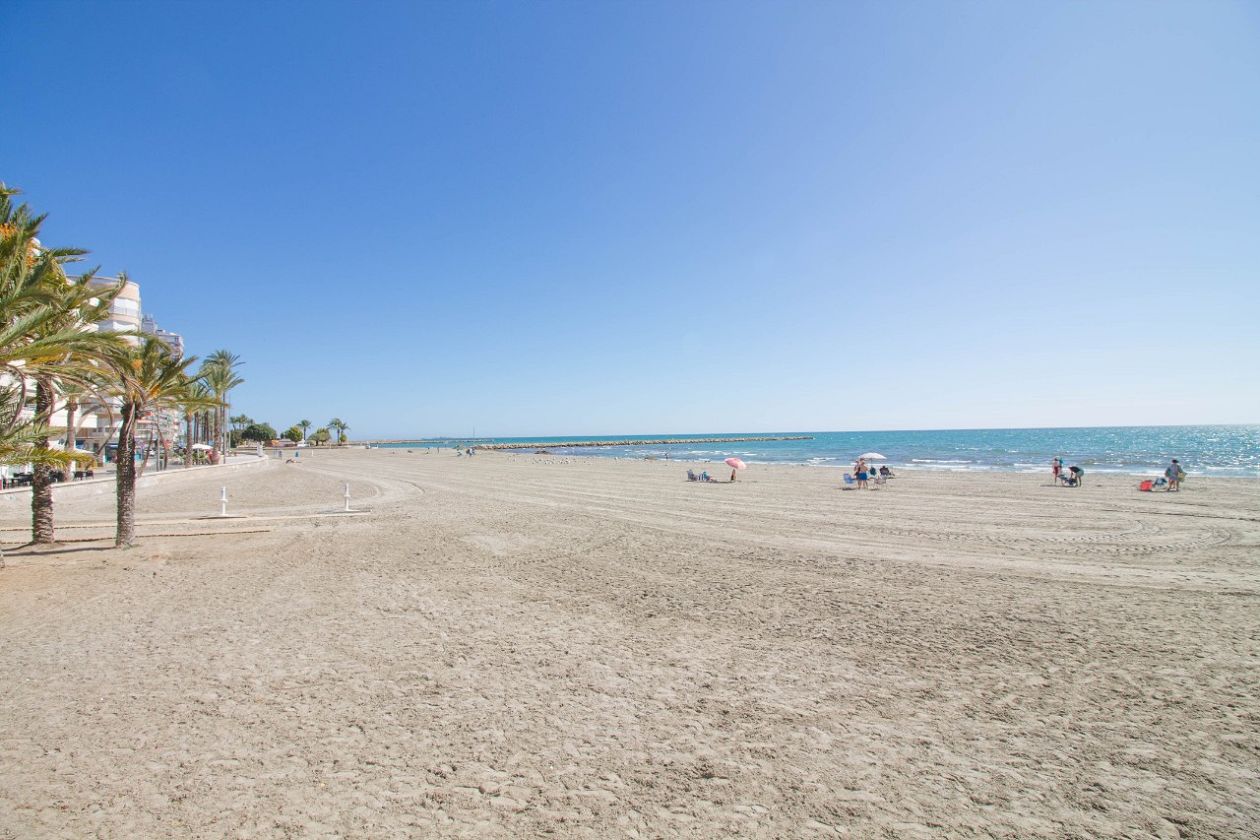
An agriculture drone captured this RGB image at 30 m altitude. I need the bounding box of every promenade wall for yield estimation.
[0,455,273,508]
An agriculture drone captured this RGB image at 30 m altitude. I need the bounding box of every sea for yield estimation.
[376,425,1260,477]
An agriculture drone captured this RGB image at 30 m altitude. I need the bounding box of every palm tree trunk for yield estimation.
[63,397,78,452]
[184,413,193,467]
[31,377,56,545]
[154,422,169,474]
[69,405,91,463]
[138,429,154,477]
[115,401,139,547]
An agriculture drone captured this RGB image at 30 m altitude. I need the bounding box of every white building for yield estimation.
[141,314,185,358]
[90,276,143,339]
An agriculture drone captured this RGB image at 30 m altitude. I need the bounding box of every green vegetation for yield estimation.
[240,422,277,442]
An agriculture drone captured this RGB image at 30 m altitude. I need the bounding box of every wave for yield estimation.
[478,425,1259,476]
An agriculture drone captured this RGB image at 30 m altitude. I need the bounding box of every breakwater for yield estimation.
[476,435,813,451]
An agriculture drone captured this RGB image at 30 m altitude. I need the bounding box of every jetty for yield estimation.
[474,435,812,451]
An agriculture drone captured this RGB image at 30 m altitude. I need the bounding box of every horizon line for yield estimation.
[353,421,1259,441]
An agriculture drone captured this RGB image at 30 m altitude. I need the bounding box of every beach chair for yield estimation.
[843,474,856,487]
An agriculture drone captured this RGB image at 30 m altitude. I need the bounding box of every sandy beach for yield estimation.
[1,449,1258,839]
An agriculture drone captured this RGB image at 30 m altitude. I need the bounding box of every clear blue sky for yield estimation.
[3,1,1257,438]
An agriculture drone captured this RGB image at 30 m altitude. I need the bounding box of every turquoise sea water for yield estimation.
[378,425,1260,477]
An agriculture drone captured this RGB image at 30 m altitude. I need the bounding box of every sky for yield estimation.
[3,0,1258,438]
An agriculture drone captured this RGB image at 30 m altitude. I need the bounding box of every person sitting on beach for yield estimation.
[699,470,714,482]
[879,465,893,478]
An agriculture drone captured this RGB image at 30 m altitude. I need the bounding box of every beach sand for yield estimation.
[1,450,1258,838]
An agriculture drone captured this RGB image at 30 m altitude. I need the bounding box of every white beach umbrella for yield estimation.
[858,452,886,460]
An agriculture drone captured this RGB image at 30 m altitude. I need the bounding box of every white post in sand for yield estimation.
[220,486,228,517]
[344,482,352,512]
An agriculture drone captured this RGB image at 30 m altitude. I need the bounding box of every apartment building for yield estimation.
[74,277,185,453]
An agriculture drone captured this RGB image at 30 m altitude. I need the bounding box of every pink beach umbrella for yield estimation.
[725,457,747,481]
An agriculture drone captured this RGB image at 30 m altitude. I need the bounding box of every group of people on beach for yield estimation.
[1053,456,1186,491]
[1051,457,1084,487]
[852,458,893,489]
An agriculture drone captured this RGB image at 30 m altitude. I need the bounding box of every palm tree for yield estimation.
[23,276,127,544]
[1,185,127,544]
[180,380,212,467]
[328,417,348,444]
[113,337,210,547]
[199,350,244,457]
[228,413,253,449]
[298,419,311,441]
[60,381,87,454]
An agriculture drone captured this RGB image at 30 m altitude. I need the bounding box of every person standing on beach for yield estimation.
[1052,457,1062,484]
[1166,458,1183,491]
